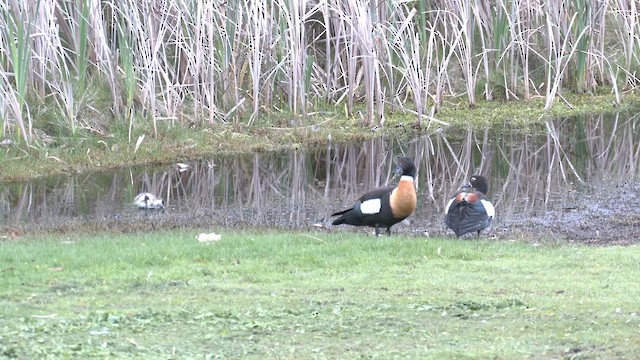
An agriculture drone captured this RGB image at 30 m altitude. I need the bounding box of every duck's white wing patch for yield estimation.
[360,198,382,214]
[444,197,455,214]
[481,199,495,218]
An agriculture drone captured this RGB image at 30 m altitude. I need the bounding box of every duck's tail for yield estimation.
[331,208,357,225]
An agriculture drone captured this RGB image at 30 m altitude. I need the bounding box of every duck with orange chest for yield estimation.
[444,175,495,237]
[331,157,417,236]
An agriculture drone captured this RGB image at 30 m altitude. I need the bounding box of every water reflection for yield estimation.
[1,112,638,243]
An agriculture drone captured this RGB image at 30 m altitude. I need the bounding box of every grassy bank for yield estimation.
[1,92,639,184]
[1,229,639,358]
[4,0,640,182]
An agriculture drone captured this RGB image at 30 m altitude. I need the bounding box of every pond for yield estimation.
[1,112,639,245]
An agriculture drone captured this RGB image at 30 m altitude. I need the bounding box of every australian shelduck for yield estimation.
[134,192,165,210]
[444,175,495,237]
[331,157,417,236]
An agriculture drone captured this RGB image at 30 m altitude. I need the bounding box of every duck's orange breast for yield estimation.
[455,192,480,203]
[390,178,417,219]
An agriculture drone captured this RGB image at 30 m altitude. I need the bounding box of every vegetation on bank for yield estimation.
[3,0,640,182]
[2,0,640,147]
[1,230,639,358]
[1,92,639,184]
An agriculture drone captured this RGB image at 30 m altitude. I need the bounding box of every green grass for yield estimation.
[1,230,639,359]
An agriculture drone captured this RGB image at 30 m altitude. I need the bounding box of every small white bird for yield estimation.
[134,192,165,210]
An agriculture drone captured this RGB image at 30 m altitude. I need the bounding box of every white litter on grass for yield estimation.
[197,233,222,243]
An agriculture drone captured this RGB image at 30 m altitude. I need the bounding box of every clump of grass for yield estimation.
[1,229,639,358]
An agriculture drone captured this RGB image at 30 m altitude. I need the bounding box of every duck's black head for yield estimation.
[396,157,417,178]
[469,175,489,195]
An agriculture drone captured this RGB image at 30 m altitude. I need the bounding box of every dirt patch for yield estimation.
[7,181,639,247]
[2,171,638,247]
[418,180,640,246]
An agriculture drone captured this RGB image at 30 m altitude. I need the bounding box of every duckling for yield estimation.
[331,157,417,236]
[134,192,165,210]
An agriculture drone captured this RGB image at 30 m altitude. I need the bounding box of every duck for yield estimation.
[134,192,165,210]
[331,157,417,236]
[444,175,494,237]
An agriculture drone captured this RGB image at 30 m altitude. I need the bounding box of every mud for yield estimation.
[492,181,640,246]
[3,179,638,247]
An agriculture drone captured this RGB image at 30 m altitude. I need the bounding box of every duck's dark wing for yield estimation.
[331,185,395,225]
[444,191,494,237]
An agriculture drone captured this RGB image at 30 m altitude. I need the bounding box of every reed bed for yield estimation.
[1,0,638,144]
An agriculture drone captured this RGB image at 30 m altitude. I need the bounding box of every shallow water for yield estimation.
[1,112,639,244]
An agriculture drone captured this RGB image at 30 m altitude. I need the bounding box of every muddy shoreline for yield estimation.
[2,114,638,246]
[5,180,638,247]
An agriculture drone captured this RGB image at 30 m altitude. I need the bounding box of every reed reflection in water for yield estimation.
[0,112,638,243]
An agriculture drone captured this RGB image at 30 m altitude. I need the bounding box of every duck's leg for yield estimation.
[476,230,481,238]
[375,225,381,236]
[386,227,392,236]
